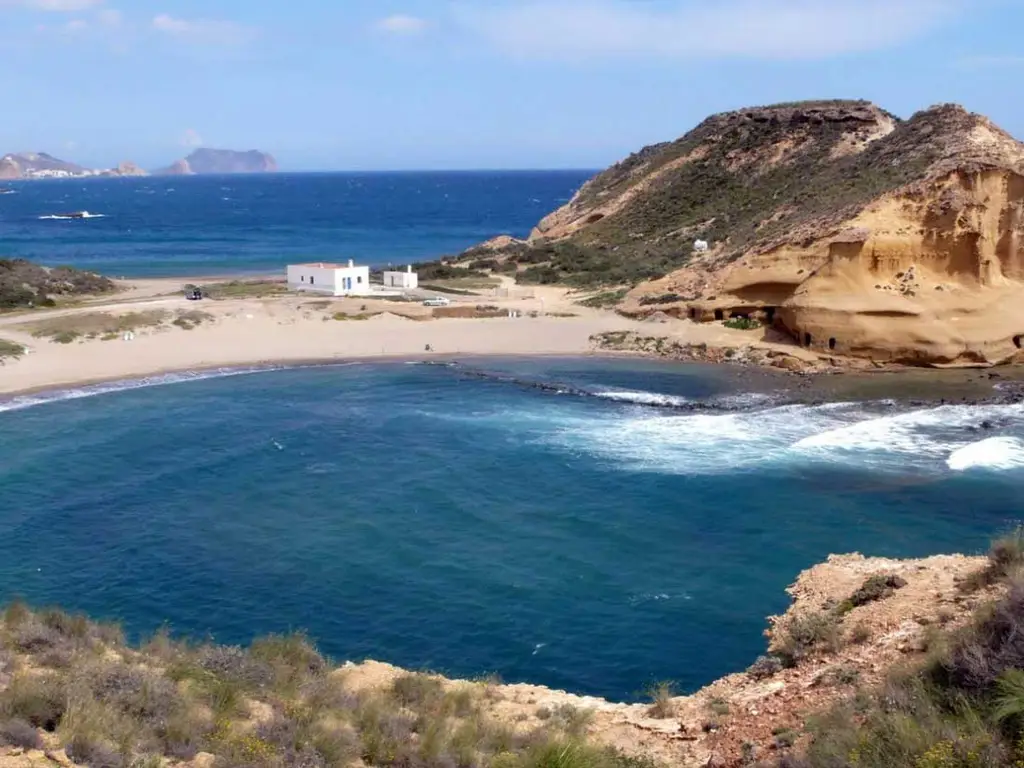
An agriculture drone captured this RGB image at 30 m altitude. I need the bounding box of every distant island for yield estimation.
[0,148,277,180]
[155,148,278,176]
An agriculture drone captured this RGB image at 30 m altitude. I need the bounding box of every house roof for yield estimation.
[292,262,365,269]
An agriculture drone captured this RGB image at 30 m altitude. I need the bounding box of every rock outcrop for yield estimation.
[155,148,277,176]
[110,160,148,177]
[474,101,1024,368]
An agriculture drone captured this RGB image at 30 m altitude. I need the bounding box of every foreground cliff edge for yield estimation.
[3,542,1021,768]
[461,100,1024,370]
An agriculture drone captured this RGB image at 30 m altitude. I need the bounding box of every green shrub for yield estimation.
[0,718,43,749]
[0,673,67,731]
[0,339,24,359]
[850,574,908,607]
[748,655,785,680]
[390,672,444,709]
[577,289,628,308]
[52,330,81,344]
[707,697,730,717]
[723,316,761,330]
[645,681,676,719]
[775,611,843,666]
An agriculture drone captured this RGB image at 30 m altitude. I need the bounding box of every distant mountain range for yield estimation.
[0,149,277,180]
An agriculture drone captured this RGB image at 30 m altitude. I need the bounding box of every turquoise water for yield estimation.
[0,358,1022,700]
[0,172,591,276]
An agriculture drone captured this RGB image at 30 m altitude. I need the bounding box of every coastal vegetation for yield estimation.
[576,289,629,309]
[723,317,762,331]
[0,604,657,768]
[765,529,1024,767]
[473,101,963,288]
[0,338,24,359]
[24,309,214,342]
[200,281,288,300]
[0,259,114,310]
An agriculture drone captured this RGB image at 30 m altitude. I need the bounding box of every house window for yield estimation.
[310,276,315,285]
[357,276,363,284]
[301,276,305,282]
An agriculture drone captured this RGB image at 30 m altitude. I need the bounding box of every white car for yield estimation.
[422,297,451,307]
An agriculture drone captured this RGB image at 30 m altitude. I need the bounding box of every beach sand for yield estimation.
[0,280,661,396]
[3,278,1019,402]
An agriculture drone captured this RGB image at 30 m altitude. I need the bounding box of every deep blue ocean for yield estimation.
[0,172,591,277]
[1,358,1023,700]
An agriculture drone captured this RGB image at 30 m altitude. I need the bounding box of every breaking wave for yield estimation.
[593,390,690,408]
[947,437,1024,471]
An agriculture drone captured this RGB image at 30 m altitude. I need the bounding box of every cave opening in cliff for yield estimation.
[714,309,724,321]
[1015,335,1023,350]
[764,307,777,323]
[688,308,696,320]
[585,213,605,224]
[829,337,837,351]
[804,332,813,347]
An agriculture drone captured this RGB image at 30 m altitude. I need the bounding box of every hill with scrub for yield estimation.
[2,536,1024,767]
[462,100,1024,368]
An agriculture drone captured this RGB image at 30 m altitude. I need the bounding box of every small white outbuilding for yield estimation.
[382,265,419,290]
[286,260,371,296]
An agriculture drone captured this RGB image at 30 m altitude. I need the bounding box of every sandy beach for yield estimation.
[0,278,674,396]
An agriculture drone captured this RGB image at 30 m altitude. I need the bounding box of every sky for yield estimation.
[1,0,1023,171]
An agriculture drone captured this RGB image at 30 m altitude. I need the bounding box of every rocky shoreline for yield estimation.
[591,329,1024,408]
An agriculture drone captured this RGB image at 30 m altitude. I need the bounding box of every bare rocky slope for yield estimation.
[468,100,1024,368]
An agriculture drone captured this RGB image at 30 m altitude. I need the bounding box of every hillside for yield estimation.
[156,149,278,175]
[0,152,89,180]
[0,153,150,180]
[466,100,1024,368]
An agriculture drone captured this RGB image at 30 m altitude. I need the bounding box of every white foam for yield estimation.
[948,437,1024,471]
[38,211,106,220]
[793,403,1024,459]
[0,366,281,414]
[543,403,863,475]
[593,390,689,407]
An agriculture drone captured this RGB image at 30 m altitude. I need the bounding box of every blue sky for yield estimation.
[0,0,1022,171]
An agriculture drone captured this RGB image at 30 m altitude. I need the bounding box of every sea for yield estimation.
[0,173,1023,702]
[1,359,1023,700]
[0,171,592,276]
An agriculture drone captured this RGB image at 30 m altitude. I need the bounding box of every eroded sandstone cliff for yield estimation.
[471,101,1024,368]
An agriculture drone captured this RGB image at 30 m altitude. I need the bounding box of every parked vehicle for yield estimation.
[422,297,451,307]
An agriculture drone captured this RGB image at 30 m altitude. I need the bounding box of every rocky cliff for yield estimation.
[156,148,277,176]
[474,101,1024,368]
[0,152,89,179]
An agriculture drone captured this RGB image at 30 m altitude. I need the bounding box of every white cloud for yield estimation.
[0,0,103,10]
[375,14,429,35]
[180,128,204,148]
[152,13,256,46]
[453,0,964,61]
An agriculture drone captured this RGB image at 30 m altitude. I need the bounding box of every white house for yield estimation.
[382,265,419,290]
[286,260,371,296]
